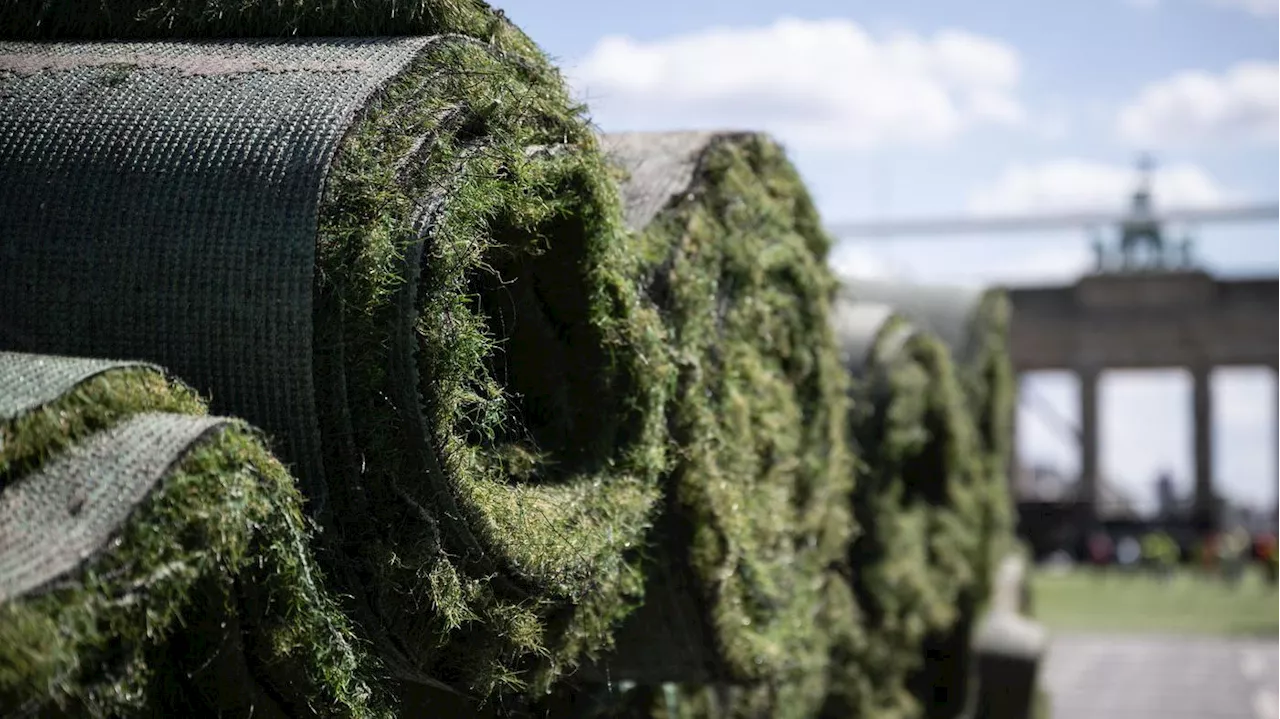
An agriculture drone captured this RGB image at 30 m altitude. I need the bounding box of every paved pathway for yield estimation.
[1042,633,1278,719]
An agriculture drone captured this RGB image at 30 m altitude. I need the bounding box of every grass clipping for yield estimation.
[0,10,668,698]
[595,132,853,702]
[821,303,984,719]
[0,353,386,718]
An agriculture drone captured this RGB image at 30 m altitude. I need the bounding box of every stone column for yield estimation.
[1191,364,1215,531]
[1078,367,1100,518]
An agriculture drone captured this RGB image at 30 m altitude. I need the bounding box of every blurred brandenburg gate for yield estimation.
[1005,168,1278,531]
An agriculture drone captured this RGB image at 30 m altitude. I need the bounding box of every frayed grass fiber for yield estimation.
[0,9,668,699]
[0,354,387,717]
[587,131,853,717]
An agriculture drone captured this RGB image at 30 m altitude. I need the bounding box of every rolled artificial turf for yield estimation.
[586,132,853,713]
[820,301,984,719]
[835,280,1016,590]
[0,13,668,697]
[834,281,1016,719]
[0,0,525,39]
[0,351,387,718]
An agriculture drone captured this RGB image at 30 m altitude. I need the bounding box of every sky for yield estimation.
[496,0,1279,513]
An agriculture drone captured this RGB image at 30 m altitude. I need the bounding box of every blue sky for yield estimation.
[498,0,1278,513]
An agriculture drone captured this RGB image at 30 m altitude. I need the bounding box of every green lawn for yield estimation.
[1030,566,1278,636]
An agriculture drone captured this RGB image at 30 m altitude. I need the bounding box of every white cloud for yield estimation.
[827,243,905,281]
[1127,0,1277,16]
[1205,0,1278,16]
[967,159,1229,215]
[1117,62,1279,145]
[568,18,1026,150]
[983,243,1096,283]
[1035,112,1072,141]
[829,236,1094,288]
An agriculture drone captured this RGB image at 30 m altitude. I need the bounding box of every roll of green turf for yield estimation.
[0,351,386,718]
[584,132,853,708]
[0,0,520,39]
[836,280,1016,587]
[820,299,984,719]
[0,18,668,697]
[836,281,1016,719]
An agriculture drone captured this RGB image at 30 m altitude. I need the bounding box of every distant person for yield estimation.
[1044,548,1075,574]
[1256,532,1279,584]
[1218,527,1250,586]
[1198,533,1220,574]
[1087,531,1114,575]
[1269,551,1278,584]
[1141,530,1179,580]
[1116,535,1141,570]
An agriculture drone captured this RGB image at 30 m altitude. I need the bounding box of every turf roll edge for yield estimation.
[0,24,668,696]
[821,300,984,719]
[575,132,853,713]
[0,351,387,717]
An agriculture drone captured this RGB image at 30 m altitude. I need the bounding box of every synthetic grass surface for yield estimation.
[0,357,387,717]
[589,132,852,716]
[963,290,1017,600]
[835,282,1016,601]
[0,11,669,699]
[915,291,1015,719]
[833,282,1018,719]
[821,311,983,719]
[0,0,526,39]
[313,37,667,697]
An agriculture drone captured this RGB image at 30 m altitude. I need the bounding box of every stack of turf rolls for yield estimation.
[0,1,1023,716]
[560,132,854,719]
[0,0,671,700]
[820,301,984,719]
[836,280,1016,719]
[0,352,386,718]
